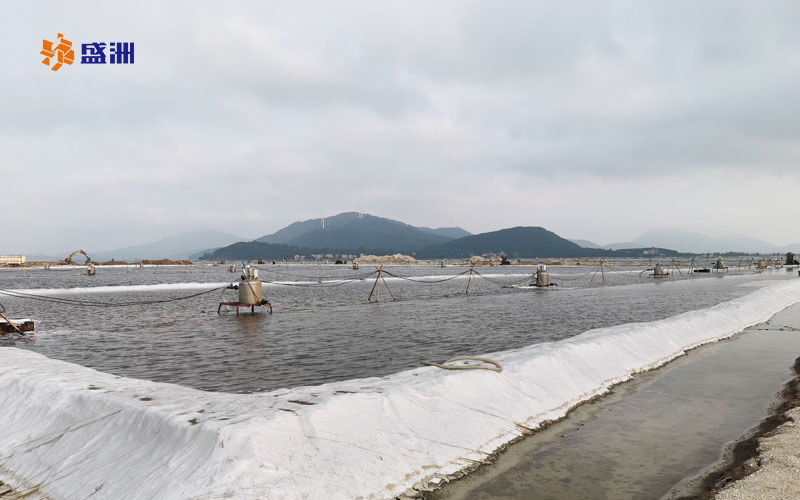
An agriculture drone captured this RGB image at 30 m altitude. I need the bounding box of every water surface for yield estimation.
[0,264,793,393]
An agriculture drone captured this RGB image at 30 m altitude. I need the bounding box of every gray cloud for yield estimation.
[2,0,800,254]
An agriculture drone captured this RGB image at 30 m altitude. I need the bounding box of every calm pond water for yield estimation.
[0,264,794,393]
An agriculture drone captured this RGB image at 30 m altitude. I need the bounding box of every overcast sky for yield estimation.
[2,0,800,254]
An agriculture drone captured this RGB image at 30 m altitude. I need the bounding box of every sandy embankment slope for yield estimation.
[713,302,800,500]
[715,408,800,499]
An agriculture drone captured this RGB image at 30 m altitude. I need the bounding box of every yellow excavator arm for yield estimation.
[64,250,92,265]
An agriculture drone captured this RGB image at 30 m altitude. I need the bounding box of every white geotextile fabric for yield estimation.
[1,280,800,499]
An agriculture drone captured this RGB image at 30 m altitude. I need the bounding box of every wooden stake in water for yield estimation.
[591,260,606,283]
[671,259,683,276]
[458,266,483,294]
[368,265,396,302]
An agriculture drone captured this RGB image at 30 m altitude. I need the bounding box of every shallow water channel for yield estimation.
[429,305,800,500]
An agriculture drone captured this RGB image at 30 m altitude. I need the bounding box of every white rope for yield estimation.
[421,356,503,373]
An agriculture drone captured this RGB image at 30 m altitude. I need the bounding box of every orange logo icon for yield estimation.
[41,33,75,71]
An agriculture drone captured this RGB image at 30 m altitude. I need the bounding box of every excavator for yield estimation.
[64,250,92,265]
[64,250,96,275]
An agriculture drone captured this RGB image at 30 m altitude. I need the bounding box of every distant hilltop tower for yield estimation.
[322,218,325,230]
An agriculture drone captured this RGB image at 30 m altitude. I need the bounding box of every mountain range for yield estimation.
[92,230,246,261]
[416,227,601,259]
[576,229,800,254]
[27,215,796,262]
[202,215,679,261]
[255,212,470,253]
[205,226,608,261]
[21,230,246,263]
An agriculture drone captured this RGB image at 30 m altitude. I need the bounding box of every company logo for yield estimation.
[41,33,135,71]
[41,33,74,71]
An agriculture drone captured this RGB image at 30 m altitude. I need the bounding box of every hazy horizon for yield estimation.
[8,211,799,257]
[3,1,800,254]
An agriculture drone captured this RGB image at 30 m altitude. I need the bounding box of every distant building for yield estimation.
[0,255,26,265]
